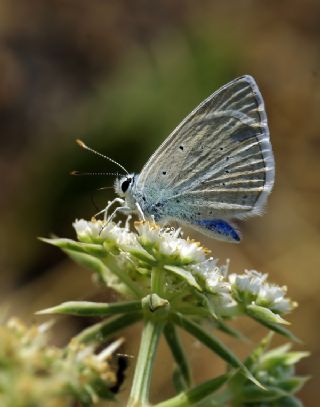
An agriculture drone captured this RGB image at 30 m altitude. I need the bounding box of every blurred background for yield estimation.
[0,0,319,405]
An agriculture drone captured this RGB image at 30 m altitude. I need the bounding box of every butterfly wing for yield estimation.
[135,75,274,239]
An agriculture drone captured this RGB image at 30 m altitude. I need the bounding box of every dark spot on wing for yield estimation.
[162,171,167,175]
[179,145,184,150]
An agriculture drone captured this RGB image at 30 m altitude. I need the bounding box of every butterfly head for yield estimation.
[114,174,136,197]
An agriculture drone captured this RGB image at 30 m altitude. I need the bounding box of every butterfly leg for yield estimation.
[98,205,131,236]
[93,198,125,219]
[135,202,146,221]
[106,205,131,224]
[101,198,125,221]
[125,215,132,230]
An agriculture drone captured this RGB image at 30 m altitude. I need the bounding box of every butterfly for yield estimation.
[78,75,275,243]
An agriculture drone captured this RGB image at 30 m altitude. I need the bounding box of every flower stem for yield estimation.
[151,266,165,296]
[128,317,165,407]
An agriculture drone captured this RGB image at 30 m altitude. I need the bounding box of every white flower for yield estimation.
[210,293,240,318]
[271,298,296,314]
[229,270,267,297]
[73,218,102,242]
[257,284,297,314]
[191,258,230,295]
[73,219,137,250]
[72,218,296,317]
[229,270,295,315]
[135,221,206,264]
[159,237,205,263]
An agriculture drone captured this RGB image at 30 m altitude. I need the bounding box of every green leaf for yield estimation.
[164,265,202,291]
[40,237,106,257]
[64,250,112,282]
[65,250,132,296]
[260,348,310,369]
[246,304,289,325]
[276,376,310,394]
[129,248,157,264]
[272,395,304,407]
[174,304,210,318]
[164,323,191,388]
[154,373,229,407]
[37,300,142,317]
[75,313,142,344]
[172,367,188,394]
[246,312,301,342]
[214,319,249,342]
[172,314,263,389]
[238,384,288,402]
[244,333,274,369]
[103,255,145,298]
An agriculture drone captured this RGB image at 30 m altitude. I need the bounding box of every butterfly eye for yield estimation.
[121,178,132,193]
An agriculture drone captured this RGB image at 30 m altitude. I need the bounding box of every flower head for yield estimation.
[47,217,297,329]
[229,270,296,316]
[134,221,207,265]
[0,318,118,407]
[73,218,138,252]
[228,334,309,406]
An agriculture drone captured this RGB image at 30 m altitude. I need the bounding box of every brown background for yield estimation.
[0,1,319,405]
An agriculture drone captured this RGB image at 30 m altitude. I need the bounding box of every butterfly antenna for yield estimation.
[70,170,121,177]
[76,139,129,175]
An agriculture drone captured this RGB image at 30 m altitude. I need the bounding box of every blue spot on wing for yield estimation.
[195,219,240,242]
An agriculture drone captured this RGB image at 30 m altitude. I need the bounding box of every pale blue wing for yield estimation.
[135,75,274,226]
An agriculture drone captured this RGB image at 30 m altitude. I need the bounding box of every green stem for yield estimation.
[164,323,192,388]
[151,266,165,295]
[128,318,165,407]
